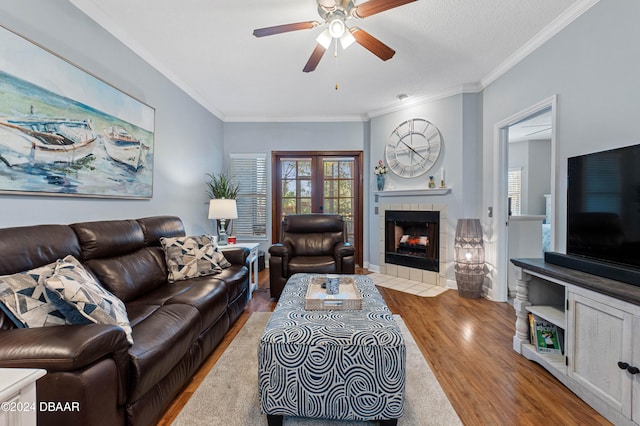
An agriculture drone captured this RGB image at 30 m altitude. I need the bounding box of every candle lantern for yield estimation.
[454,218,485,298]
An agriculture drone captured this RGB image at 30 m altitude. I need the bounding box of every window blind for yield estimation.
[230,153,267,238]
[508,168,522,216]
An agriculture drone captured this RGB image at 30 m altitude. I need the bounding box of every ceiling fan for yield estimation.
[253,0,418,73]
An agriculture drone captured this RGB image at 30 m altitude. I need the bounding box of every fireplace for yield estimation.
[385,210,440,272]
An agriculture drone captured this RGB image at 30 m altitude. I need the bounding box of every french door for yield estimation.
[272,151,363,266]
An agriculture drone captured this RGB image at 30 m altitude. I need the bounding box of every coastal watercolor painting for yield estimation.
[0,25,155,199]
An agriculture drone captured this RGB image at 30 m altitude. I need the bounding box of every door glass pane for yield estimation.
[323,158,355,245]
[280,158,312,218]
[299,180,311,197]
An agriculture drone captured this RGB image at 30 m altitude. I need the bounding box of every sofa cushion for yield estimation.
[0,263,75,328]
[0,225,81,276]
[127,277,228,333]
[214,264,250,302]
[44,255,134,345]
[127,303,201,401]
[84,247,167,303]
[161,235,230,283]
[288,255,336,274]
[136,216,185,247]
[72,220,145,260]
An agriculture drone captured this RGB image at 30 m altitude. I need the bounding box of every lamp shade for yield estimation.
[454,218,484,264]
[208,199,238,220]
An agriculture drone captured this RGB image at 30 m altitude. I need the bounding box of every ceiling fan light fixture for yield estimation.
[316,29,332,49]
[328,18,346,38]
[340,29,356,49]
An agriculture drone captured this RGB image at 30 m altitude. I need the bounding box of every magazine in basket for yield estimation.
[305,276,362,310]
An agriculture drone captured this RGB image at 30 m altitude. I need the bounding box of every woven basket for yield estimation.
[455,271,484,298]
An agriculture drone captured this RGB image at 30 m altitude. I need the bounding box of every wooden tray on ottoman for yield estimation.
[305,275,362,310]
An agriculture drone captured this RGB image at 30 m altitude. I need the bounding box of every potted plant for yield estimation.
[206,172,239,235]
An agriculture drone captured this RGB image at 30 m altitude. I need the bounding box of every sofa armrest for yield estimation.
[268,244,291,299]
[334,242,356,274]
[269,243,291,275]
[0,324,130,373]
[268,243,290,258]
[221,246,249,265]
[334,242,355,259]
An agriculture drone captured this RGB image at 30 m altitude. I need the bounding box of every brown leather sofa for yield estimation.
[268,214,355,298]
[0,216,249,426]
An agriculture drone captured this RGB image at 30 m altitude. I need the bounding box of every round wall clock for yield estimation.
[384,118,442,178]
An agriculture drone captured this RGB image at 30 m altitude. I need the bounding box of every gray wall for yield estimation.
[482,0,640,294]
[222,121,366,254]
[0,0,223,234]
[368,93,482,284]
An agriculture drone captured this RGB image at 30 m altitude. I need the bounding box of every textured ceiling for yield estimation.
[70,0,590,121]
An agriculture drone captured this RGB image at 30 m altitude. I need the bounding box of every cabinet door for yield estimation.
[633,315,640,424]
[568,291,633,418]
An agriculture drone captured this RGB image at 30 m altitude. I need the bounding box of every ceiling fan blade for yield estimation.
[303,44,327,73]
[351,28,395,61]
[353,0,417,18]
[253,21,318,38]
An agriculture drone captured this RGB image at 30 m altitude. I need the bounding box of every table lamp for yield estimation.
[208,198,238,245]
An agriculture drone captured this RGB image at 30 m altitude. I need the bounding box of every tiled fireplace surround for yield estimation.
[377,202,448,288]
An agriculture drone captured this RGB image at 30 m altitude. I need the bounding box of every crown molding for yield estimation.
[366,82,482,119]
[69,0,226,121]
[223,114,368,123]
[480,0,600,89]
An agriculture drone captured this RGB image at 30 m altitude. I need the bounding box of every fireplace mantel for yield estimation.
[374,188,451,197]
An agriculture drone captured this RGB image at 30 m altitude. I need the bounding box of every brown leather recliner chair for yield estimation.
[268,214,356,298]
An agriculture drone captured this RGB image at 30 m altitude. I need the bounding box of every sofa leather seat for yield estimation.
[0,216,250,426]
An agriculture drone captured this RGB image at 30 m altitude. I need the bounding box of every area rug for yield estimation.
[173,312,461,426]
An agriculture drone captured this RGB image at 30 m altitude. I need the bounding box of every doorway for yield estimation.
[492,96,557,302]
[271,151,363,266]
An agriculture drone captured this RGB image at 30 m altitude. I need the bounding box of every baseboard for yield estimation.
[367,264,380,273]
[544,252,640,287]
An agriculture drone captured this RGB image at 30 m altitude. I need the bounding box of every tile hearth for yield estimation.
[368,272,448,297]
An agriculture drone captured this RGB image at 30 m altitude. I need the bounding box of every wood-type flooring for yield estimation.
[159,269,611,425]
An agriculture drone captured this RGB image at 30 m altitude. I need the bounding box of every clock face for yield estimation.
[384,118,442,178]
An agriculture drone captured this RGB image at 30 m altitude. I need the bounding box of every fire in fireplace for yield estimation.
[385,210,440,272]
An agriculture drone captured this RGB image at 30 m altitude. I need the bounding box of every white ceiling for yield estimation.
[509,110,552,143]
[69,0,592,122]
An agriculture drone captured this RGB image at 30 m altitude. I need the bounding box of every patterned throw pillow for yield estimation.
[0,262,80,328]
[44,255,134,345]
[160,234,231,283]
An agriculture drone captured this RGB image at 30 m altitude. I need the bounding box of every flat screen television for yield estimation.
[549,143,640,285]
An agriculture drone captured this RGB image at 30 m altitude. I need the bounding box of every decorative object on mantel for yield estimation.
[385,118,442,178]
[428,176,435,188]
[374,159,387,191]
[440,167,446,188]
[454,219,485,298]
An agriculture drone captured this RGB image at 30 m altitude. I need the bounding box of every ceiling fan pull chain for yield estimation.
[334,41,339,90]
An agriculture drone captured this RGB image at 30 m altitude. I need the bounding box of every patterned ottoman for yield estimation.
[258,273,406,425]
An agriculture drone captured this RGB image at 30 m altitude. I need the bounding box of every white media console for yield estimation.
[512,258,640,426]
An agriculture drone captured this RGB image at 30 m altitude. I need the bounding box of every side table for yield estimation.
[219,242,259,299]
[0,368,46,426]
